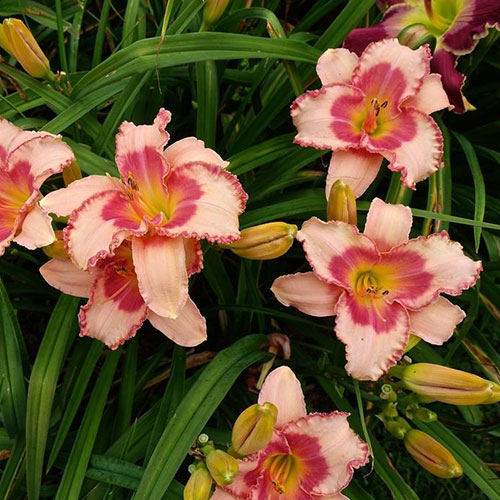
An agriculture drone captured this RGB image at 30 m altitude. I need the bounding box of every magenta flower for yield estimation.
[40,241,206,348]
[272,199,482,381]
[41,109,247,322]
[0,118,74,257]
[291,39,450,199]
[344,0,500,113]
[212,366,369,500]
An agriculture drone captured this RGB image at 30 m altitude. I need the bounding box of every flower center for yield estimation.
[354,270,388,298]
[420,0,460,36]
[361,98,388,135]
[267,453,298,494]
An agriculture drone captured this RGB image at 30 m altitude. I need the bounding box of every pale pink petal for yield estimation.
[311,494,348,500]
[0,118,22,167]
[409,296,465,345]
[7,133,74,188]
[291,84,364,150]
[224,455,263,499]
[351,39,431,108]
[363,197,412,252]
[148,297,207,347]
[367,108,443,189]
[403,74,451,115]
[335,292,410,380]
[316,48,358,86]
[326,149,383,199]
[40,174,124,217]
[271,272,341,317]
[297,217,379,289]
[283,412,369,495]
[132,234,188,319]
[65,190,146,270]
[183,237,203,276]
[258,366,306,428]
[160,162,247,244]
[211,489,235,500]
[13,203,55,249]
[40,258,94,298]
[115,109,171,200]
[79,264,148,349]
[164,137,228,170]
[381,232,482,310]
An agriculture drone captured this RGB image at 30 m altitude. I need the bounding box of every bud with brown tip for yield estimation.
[228,222,297,260]
[232,402,278,455]
[404,429,463,479]
[327,180,357,225]
[401,363,500,406]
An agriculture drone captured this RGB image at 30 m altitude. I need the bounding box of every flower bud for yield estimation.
[42,230,68,260]
[63,160,82,187]
[203,0,231,27]
[205,449,239,486]
[232,402,278,455]
[401,363,500,406]
[228,222,297,260]
[0,19,51,79]
[380,384,397,402]
[414,407,438,423]
[327,180,357,225]
[184,467,212,500]
[404,429,463,479]
[385,417,410,440]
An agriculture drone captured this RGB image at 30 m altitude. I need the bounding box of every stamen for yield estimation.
[370,293,387,322]
[268,454,295,494]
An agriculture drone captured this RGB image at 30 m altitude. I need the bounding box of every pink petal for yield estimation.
[380,232,482,310]
[183,237,204,276]
[115,109,171,200]
[271,272,341,317]
[224,455,263,499]
[312,494,348,500]
[316,48,358,86]
[363,197,412,252]
[0,118,22,167]
[283,412,369,495]
[211,489,235,500]
[440,0,500,55]
[65,190,146,270]
[403,74,451,115]
[148,297,207,347]
[351,39,431,108]
[40,258,94,298]
[132,234,188,319]
[291,84,364,150]
[40,174,124,217]
[79,264,148,349]
[258,366,307,429]
[326,149,383,199]
[7,133,74,188]
[160,162,247,244]
[13,203,55,250]
[297,217,379,289]
[409,296,465,345]
[164,137,228,170]
[335,292,410,380]
[368,108,443,189]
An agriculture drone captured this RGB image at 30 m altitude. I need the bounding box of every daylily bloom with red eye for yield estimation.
[0,118,74,258]
[272,198,482,381]
[212,366,369,500]
[40,108,246,322]
[344,1,500,113]
[40,240,206,348]
[291,39,450,199]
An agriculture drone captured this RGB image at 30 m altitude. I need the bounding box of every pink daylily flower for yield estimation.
[291,39,450,199]
[0,118,74,257]
[344,0,500,113]
[41,109,247,321]
[212,366,369,500]
[40,241,206,348]
[272,198,482,381]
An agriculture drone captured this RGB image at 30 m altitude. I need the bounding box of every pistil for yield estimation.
[268,454,296,494]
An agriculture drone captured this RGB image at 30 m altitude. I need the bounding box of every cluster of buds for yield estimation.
[226,222,297,260]
[0,18,53,80]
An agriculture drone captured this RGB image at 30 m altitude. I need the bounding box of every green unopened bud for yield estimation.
[404,334,421,353]
[232,402,278,455]
[184,467,212,500]
[380,384,397,402]
[327,180,357,225]
[404,429,463,479]
[0,19,51,79]
[206,449,239,486]
[401,363,500,406]
[42,230,67,260]
[383,402,398,418]
[385,417,410,440]
[63,160,82,187]
[203,0,231,28]
[228,222,297,260]
[414,407,438,423]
